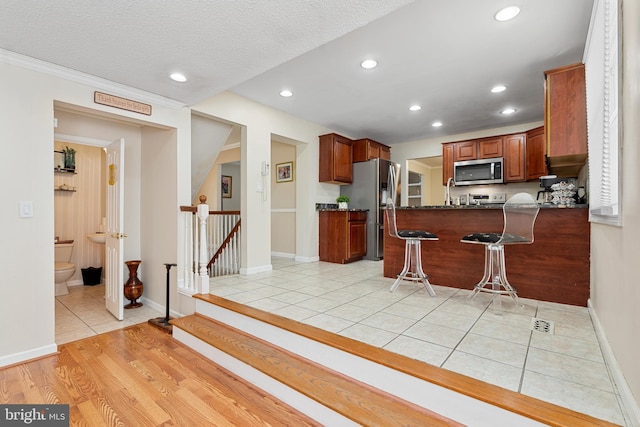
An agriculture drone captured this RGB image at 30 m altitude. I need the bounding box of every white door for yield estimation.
[105,138,125,320]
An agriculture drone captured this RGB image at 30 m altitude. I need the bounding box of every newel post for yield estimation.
[197,195,210,294]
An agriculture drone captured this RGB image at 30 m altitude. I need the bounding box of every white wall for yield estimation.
[0,60,190,366]
[192,92,336,271]
[589,0,640,421]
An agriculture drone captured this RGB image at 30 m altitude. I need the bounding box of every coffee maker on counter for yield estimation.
[537,175,560,203]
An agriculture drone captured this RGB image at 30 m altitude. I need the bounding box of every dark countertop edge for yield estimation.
[317,208,370,212]
[398,204,588,210]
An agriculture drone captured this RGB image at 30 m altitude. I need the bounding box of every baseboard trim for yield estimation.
[0,344,57,368]
[589,299,639,426]
[239,264,273,275]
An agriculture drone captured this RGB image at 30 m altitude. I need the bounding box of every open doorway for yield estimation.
[53,104,177,343]
[407,156,443,206]
[270,139,296,258]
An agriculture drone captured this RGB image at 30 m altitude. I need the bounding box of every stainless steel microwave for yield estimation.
[453,157,503,186]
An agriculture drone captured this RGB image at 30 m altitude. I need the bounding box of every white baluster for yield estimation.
[197,196,210,294]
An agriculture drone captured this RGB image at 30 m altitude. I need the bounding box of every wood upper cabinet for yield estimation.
[525,126,547,180]
[453,140,476,161]
[544,63,587,175]
[442,131,543,184]
[442,143,454,185]
[503,133,526,182]
[319,133,353,184]
[353,138,392,162]
[319,210,367,264]
[478,137,503,159]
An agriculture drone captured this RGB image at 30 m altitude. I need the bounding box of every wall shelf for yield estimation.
[55,187,76,192]
[54,168,77,174]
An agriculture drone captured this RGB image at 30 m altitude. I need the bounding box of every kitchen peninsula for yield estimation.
[383,204,590,306]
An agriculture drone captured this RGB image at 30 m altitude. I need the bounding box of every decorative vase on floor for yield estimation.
[124,260,143,309]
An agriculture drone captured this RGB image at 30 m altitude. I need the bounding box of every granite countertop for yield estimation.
[317,208,370,212]
[398,203,589,210]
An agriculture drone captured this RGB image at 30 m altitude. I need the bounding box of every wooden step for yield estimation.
[171,313,461,426]
[179,293,619,427]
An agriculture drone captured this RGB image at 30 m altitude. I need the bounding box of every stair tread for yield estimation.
[172,313,460,426]
[182,294,619,427]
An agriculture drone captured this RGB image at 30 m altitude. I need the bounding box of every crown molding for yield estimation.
[0,48,186,109]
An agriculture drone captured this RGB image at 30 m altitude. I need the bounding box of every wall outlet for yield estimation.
[491,193,506,203]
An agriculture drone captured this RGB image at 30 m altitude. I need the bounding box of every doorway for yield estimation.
[53,104,179,342]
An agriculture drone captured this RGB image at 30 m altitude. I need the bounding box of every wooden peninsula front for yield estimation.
[383,205,590,306]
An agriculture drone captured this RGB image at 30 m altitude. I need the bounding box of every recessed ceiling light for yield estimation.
[501,107,517,115]
[279,89,293,97]
[432,121,443,127]
[409,105,421,111]
[169,72,187,82]
[360,59,378,69]
[491,85,507,93]
[494,6,520,21]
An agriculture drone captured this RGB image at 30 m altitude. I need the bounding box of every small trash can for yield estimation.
[81,267,102,286]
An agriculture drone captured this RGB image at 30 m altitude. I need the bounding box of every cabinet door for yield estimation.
[526,126,546,180]
[379,145,391,160]
[454,141,477,161]
[478,137,503,159]
[348,221,367,259]
[367,142,380,160]
[333,137,353,182]
[545,63,587,158]
[504,134,526,182]
[319,134,353,183]
[442,143,454,185]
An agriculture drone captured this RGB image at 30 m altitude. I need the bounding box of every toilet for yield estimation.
[54,242,75,296]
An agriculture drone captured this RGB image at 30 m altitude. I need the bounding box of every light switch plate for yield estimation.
[19,201,33,218]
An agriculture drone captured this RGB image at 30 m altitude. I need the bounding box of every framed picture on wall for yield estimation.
[276,161,294,183]
[221,175,232,198]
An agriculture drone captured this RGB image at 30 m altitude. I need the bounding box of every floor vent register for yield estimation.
[530,318,555,334]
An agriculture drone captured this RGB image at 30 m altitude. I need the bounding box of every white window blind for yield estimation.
[585,0,621,225]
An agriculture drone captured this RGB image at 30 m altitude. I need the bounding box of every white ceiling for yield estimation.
[1,0,593,145]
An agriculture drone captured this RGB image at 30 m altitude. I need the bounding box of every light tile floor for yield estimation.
[209,257,629,426]
[55,284,163,345]
[56,260,629,425]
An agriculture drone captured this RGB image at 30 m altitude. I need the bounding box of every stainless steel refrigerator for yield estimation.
[340,159,401,260]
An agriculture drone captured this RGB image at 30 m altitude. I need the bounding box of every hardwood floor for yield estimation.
[0,323,320,426]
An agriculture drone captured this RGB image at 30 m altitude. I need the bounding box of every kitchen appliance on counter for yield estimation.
[537,175,560,203]
[340,158,401,260]
[453,157,503,186]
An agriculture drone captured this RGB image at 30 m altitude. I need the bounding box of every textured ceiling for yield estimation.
[1,0,593,144]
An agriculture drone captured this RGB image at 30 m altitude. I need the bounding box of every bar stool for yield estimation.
[461,192,540,307]
[384,198,438,294]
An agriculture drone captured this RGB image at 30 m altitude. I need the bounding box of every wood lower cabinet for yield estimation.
[352,138,392,162]
[319,133,353,184]
[319,210,367,264]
